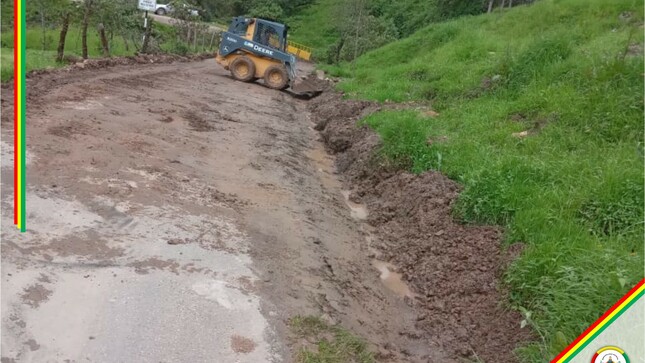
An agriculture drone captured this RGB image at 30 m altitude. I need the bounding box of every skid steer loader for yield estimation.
[215,17,321,99]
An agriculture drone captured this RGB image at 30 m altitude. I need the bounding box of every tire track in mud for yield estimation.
[1,59,446,362]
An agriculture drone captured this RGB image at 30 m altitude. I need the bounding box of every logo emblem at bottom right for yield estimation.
[592,346,629,363]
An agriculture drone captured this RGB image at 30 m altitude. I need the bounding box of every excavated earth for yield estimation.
[0,58,530,363]
[309,91,534,362]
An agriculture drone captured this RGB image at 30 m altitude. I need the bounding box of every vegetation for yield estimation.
[0,0,219,82]
[289,316,375,363]
[188,0,536,61]
[284,0,342,59]
[323,0,644,360]
[192,0,316,23]
[286,0,537,62]
[0,49,61,81]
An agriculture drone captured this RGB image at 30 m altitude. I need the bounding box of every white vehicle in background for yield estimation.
[154,4,172,15]
[155,3,199,17]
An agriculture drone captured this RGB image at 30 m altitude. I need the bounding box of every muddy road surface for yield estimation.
[0,59,444,362]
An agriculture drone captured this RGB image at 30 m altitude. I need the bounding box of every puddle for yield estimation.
[365,232,416,299]
[307,142,339,191]
[341,190,368,220]
[307,142,368,220]
[372,260,415,299]
[308,142,412,298]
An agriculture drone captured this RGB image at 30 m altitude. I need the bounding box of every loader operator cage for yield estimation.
[254,20,287,51]
[228,17,251,35]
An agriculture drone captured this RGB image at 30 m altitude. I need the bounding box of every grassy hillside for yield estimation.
[323,0,644,360]
[287,0,489,61]
[286,0,343,58]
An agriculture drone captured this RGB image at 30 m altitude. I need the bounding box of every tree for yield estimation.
[327,0,397,64]
[81,0,94,59]
[97,22,109,56]
[487,0,536,13]
[56,11,72,61]
[433,0,487,20]
[277,0,315,17]
[98,0,141,54]
[55,0,79,62]
[248,0,283,20]
[0,0,13,30]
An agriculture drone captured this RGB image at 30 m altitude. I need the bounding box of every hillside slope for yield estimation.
[323,0,644,360]
[287,0,342,56]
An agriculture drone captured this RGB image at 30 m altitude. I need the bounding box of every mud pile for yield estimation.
[289,73,333,99]
[309,91,532,362]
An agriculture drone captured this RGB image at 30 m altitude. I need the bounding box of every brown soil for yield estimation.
[127,258,182,275]
[20,284,52,308]
[309,91,533,362]
[230,334,257,353]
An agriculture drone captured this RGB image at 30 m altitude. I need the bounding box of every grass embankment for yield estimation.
[323,0,644,360]
[286,0,342,59]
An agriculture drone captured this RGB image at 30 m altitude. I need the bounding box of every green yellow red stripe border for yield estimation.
[552,279,645,363]
[14,0,26,232]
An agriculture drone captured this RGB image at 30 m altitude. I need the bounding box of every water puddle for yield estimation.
[341,190,368,220]
[307,142,339,191]
[365,229,415,299]
[372,259,415,299]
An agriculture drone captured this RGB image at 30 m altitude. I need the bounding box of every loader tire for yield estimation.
[230,56,256,82]
[264,65,289,90]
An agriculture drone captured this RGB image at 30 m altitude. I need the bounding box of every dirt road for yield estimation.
[0,59,443,362]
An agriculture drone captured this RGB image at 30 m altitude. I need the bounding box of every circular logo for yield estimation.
[592,346,629,363]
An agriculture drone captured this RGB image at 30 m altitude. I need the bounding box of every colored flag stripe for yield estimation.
[13,0,26,232]
[13,0,18,226]
[552,279,645,363]
[16,0,21,229]
[20,0,26,232]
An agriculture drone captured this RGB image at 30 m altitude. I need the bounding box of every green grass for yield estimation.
[289,316,375,363]
[0,25,134,82]
[286,0,343,59]
[325,0,644,360]
[0,21,202,82]
[1,25,134,57]
[0,48,64,81]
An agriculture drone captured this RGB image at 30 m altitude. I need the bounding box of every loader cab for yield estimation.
[227,17,287,52]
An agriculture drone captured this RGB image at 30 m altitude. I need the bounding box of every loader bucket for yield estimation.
[287,74,326,99]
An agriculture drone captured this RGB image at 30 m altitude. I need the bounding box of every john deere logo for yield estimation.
[592,346,629,363]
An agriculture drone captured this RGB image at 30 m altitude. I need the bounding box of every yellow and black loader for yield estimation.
[215,17,320,98]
